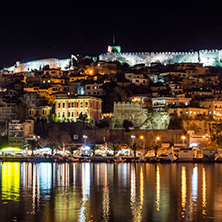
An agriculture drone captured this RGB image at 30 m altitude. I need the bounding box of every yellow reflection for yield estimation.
[2,162,20,201]
[79,163,91,221]
[155,165,160,211]
[140,167,144,206]
[181,166,187,218]
[102,164,110,222]
[130,165,144,222]
[202,167,207,217]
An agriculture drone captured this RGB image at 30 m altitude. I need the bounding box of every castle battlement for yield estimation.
[99,48,222,67]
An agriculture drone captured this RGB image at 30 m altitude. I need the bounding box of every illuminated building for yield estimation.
[27,105,52,122]
[8,119,35,146]
[169,107,208,118]
[199,99,222,120]
[55,96,102,125]
[152,94,191,110]
[84,82,104,96]
[0,102,17,121]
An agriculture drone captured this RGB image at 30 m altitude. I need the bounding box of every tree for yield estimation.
[67,145,78,154]
[78,112,88,122]
[122,119,133,132]
[109,144,121,156]
[151,144,161,157]
[39,125,72,153]
[49,114,59,123]
[26,139,39,156]
[91,144,100,157]
[131,142,141,157]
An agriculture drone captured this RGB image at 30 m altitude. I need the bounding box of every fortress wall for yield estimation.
[8,58,71,73]
[199,49,219,66]
[99,50,222,67]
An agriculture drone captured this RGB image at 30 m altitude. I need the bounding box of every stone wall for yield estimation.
[100,49,222,67]
[112,102,170,129]
[112,102,148,128]
[83,129,187,146]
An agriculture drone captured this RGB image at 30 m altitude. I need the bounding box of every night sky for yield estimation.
[0,0,221,68]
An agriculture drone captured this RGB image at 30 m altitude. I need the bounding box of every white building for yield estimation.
[125,73,149,86]
[152,94,191,109]
[8,119,35,146]
[84,82,104,96]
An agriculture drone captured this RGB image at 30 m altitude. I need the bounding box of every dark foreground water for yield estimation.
[0,162,222,222]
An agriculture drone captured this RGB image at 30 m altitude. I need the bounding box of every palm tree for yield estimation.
[91,144,99,157]
[131,142,141,157]
[152,144,161,157]
[27,139,38,156]
[109,144,120,156]
[67,145,78,154]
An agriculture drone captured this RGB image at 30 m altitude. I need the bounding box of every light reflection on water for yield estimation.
[0,162,222,221]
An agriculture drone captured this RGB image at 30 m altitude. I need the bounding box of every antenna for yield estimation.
[113,35,115,45]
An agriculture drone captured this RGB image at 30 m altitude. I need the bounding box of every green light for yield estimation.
[1,147,22,152]
[112,46,121,53]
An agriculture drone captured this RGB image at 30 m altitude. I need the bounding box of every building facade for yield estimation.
[27,106,52,122]
[0,102,17,121]
[8,119,35,146]
[55,96,102,124]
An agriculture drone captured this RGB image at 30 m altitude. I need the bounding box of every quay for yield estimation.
[0,155,220,163]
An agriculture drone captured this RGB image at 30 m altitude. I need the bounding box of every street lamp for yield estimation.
[83,135,88,154]
[181,135,186,147]
[83,135,87,146]
[131,135,135,144]
[155,136,160,145]
[140,135,145,149]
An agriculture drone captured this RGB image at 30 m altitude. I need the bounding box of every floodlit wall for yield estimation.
[100,49,222,67]
[7,58,71,73]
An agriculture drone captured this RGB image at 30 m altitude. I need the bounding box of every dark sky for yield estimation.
[0,0,221,68]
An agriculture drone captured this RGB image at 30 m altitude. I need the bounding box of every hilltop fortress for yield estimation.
[3,48,222,73]
[99,49,222,67]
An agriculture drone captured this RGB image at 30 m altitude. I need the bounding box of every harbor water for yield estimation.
[0,162,221,222]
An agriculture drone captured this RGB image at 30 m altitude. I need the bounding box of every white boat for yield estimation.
[114,156,126,163]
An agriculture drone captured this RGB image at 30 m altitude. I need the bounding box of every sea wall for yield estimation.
[83,129,186,146]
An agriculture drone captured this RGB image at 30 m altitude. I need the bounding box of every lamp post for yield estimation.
[181,135,186,147]
[83,135,87,153]
[140,135,145,149]
[131,135,135,144]
[140,135,146,156]
[155,136,160,145]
